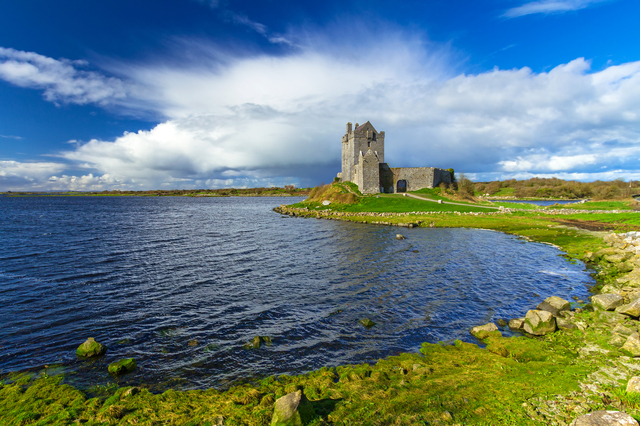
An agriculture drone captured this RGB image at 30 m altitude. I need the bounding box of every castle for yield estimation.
[337,121,452,194]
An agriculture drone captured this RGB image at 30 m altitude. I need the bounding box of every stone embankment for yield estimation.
[274,205,637,220]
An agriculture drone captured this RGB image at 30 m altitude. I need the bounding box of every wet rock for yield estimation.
[396,234,406,240]
[616,298,640,318]
[622,334,640,357]
[537,296,571,316]
[592,294,624,311]
[627,377,640,394]
[523,310,557,336]
[108,358,136,375]
[497,319,507,327]
[508,318,525,331]
[570,410,639,425]
[122,387,140,397]
[76,337,107,358]
[359,318,376,328]
[470,323,500,339]
[270,390,316,426]
[243,336,272,349]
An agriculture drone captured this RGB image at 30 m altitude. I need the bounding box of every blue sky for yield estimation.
[1,0,639,190]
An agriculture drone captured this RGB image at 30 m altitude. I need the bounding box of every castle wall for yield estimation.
[389,167,452,192]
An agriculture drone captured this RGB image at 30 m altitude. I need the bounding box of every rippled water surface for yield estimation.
[0,196,594,391]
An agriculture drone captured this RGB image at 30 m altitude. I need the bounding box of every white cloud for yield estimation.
[2,22,640,190]
[503,0,612,18]
[0,160,66,189]
[0,47,127,105]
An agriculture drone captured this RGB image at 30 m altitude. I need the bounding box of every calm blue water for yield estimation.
[492,199,583,206]
[0,196,594,391]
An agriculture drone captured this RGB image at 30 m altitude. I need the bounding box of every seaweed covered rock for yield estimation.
[570,410,638,425]
[523,310,556,336]
[270,390,315,426]
[592,294,624,311]
[359,318,376,328]
[243,336,272,349]
[537,296,571,316]
[108,358,136,375]
[470,323,500,339]
[76,337,107,358]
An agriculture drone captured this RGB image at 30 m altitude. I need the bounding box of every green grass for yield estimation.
[490,187,515,197]
[294,194,494,213]
[546,200,639,211]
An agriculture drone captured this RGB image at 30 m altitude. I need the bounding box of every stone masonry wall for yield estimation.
[389,167,452,192]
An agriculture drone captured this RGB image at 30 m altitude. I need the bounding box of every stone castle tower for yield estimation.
[337,121,452,194]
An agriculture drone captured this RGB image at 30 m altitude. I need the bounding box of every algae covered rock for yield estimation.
[395,234,406,240]
[592,294,624,311]
[270,390,316,426]
[570,410,639,425]
[627,377,640,394]
[108,358,136,375]
[537,296,571,316]
[76,337,107,358]
[243,336,272,349]
[359,318,376,328]
[523,310,556,336]
[470,323,499,339]
[556,317,578,331]
[616,298,640,318]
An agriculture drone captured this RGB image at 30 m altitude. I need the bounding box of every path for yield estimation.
[404,193,500,210]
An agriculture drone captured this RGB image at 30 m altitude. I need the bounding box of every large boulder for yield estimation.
[537,296,571,316]
[570,410,638,426]
[270,390,315,426]
[616,298,640,318]
[592,294,624,311]
[523,310,556,336]
[470,323,500,339]
[76,337,107,358]
[108,358,136,375]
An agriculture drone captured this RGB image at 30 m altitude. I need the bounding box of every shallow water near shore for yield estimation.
[0,196,594,392]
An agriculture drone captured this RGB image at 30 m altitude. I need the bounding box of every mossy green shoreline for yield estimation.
[4,194,640,425]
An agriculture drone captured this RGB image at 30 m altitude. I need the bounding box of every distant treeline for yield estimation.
[5,187,311,197]
[471,177,639,199]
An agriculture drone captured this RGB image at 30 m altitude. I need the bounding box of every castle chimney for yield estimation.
[346,122,352,133]
[355,123,359,129]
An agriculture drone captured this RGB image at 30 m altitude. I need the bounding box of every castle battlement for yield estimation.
[339,121,451,194]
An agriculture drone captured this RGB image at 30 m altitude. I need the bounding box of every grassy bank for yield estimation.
[4,187,640,425]
[0,188,310,198]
